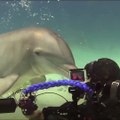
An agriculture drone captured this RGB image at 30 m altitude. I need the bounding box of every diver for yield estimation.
[82,58,120,120]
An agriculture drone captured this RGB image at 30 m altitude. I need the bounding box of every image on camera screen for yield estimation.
[69,69,86,82]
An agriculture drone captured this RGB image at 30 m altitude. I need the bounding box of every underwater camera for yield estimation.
[0,66,120,120]
[0,98,17,113]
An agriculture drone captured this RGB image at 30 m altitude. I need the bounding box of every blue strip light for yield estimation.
[23,80,93,95]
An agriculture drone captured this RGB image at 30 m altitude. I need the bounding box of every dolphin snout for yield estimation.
[59,64,77,78]
[63,64,77,70]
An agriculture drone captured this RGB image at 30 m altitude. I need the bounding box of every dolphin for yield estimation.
[0,27,76,96]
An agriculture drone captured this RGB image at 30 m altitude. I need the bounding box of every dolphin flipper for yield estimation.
[0,74,19,95]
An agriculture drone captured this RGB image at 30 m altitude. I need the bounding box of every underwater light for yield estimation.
[0,98,17,113]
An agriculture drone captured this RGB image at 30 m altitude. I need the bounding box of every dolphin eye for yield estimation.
[34,51,41,56]
[33,47,42,56]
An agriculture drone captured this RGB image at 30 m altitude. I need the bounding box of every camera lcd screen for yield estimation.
[69,69,86,82]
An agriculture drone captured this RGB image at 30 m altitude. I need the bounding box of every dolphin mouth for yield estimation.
[45,56,77,78]
[32,55,77,78]
[63,64,77,70]
[47,55,77,78]
[56,64,77,78]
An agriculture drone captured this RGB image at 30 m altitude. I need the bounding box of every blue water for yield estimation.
[0,1,120,119]
[0,1,120,67]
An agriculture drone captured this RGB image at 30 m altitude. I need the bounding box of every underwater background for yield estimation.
[0,0,120,119]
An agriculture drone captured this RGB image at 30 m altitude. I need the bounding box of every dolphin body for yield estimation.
[0,27,76,96]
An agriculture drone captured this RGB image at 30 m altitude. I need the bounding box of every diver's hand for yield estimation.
[26,110,44,120]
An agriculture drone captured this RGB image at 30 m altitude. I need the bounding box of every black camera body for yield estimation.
[42,86,83,120]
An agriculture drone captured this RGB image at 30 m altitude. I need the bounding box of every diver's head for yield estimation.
[84,58,120,85]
